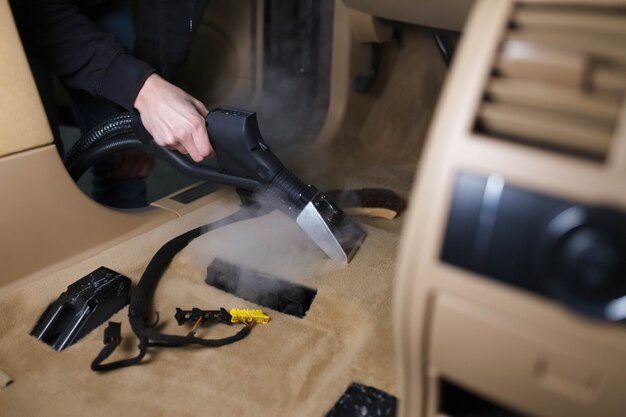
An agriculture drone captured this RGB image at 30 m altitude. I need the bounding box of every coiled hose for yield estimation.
[64,112,264,191]
[64,113,141,167]
[64,111,314,208]
[67,138,144,182]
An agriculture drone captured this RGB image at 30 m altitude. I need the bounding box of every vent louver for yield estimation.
[475,4,626,161]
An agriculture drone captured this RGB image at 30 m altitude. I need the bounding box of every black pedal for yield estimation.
[31,267,131,351]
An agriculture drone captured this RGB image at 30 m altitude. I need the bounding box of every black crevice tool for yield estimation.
[30,267,131,351]
[205,258,317,318]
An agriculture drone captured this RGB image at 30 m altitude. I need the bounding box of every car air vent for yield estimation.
[475,3,626,161]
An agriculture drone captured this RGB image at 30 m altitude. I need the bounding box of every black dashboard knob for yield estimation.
[539,206,626,321]
[557,228,624,301]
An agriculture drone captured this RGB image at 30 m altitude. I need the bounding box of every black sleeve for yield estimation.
[10,0,155,110]
[134,0,210,81]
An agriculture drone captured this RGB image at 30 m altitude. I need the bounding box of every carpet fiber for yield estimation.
[0,192,401,417]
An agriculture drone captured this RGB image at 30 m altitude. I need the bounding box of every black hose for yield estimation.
[67,137,144,182]
[65,112,263,190]
[64,112,141,167]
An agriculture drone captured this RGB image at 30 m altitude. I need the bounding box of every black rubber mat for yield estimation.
[325,383,397,417]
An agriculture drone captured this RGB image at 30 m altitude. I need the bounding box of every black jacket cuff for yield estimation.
[98,52,155,110]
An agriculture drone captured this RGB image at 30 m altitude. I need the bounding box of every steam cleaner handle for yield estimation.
[205,108,318,211]
[205,108,285,185]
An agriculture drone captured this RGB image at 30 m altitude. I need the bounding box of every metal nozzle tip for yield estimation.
[296,193,366,263]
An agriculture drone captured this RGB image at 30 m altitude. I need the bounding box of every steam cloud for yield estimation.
[182,202,341,287]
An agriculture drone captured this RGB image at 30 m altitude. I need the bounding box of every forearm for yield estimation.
[10,0,154,110]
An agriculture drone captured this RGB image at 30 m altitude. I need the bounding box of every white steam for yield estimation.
[182,203,341,285]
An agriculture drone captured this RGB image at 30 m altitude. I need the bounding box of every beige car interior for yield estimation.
[396,1,626,417]
[0,0,624,416]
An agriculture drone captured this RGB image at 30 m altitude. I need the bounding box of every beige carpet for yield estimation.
[0,191,402,417]
[0,25,445,416]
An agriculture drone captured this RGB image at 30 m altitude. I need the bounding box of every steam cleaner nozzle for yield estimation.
[203,108,365,263]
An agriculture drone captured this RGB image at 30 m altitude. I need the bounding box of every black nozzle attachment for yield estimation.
[31,267,131,351]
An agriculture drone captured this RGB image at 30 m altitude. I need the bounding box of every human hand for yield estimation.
[134,73,213,162]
